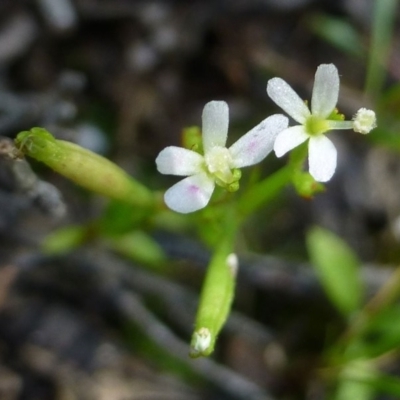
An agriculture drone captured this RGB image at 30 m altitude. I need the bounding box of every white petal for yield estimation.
[311,64,339,118]
[156,146,204,176]
[267,78,311,124]
[308,135,337,182]
[202,101,229,154]
[164,173,215,213]
[274,125,309,157]
[229,114,288,168]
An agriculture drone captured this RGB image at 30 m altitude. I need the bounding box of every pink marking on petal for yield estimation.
[243,138,260,159]
[247,139,258,151]
[188,185,200,194]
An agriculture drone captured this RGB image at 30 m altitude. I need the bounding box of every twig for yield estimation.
[117,290,276,400]
[0,137,66,218]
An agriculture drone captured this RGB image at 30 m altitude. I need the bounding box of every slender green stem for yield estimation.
[365,0,398,101]
[237,165,293,218]
[334,266,400,355]
[327,121,354,130]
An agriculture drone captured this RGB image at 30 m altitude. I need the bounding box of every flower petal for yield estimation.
[229,114,288,168]
[156,146,204,176]
[308,135,337,182]
[311,64,339,118]
[274,125,309,157]
[267,78,311,124]
[202,101,229,154]
[164,173,215,213]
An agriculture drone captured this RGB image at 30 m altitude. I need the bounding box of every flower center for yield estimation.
[304,115,330,136]
[205,146,234,184]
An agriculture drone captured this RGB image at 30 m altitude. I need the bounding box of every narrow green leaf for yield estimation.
[365,0,398,100]
[365,373,400,397]
[345,305,400,360]
[42,225,86,254]
[342,369,400,398]
[309,13,364,58]
[109,231,166,270]
[307,227,364,316]
[336,360,376,400]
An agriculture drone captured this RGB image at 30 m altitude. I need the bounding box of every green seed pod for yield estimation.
[190,232,238,357]
[15,128,155,208]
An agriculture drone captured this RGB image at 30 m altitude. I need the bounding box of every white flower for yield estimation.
[267,64,377,182]
[156,101,288,213]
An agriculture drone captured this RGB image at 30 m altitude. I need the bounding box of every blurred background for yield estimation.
[0,0,398,399]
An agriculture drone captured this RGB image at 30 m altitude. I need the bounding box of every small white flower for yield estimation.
[156,101,288,213]
[267,64,377,182]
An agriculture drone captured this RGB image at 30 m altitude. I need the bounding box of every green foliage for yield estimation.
[9,1,400,397]
[335,360,376,400]
[11,33,383,390]
[364,373,400,397]
[336,366,400,399]
[368,83,400,151]
[365,0,398,100]
[109,231,167,270]
[345,305,400,360]
[307,227,364,316]
[309,14,364,58]
[42,225,86,254]
[100,200,150,235]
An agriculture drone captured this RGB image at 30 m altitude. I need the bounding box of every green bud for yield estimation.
[328,107,345,121]
[226,181,239,192]
[15,128,155,208]
[182,126,203,153]
[214,168,241,192]
[292,171,324,198]
[232,168,241,181]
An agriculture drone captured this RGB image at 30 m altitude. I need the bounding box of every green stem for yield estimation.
[237,164,293,217]
[334,266,400,358]
[327,121,354,130]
